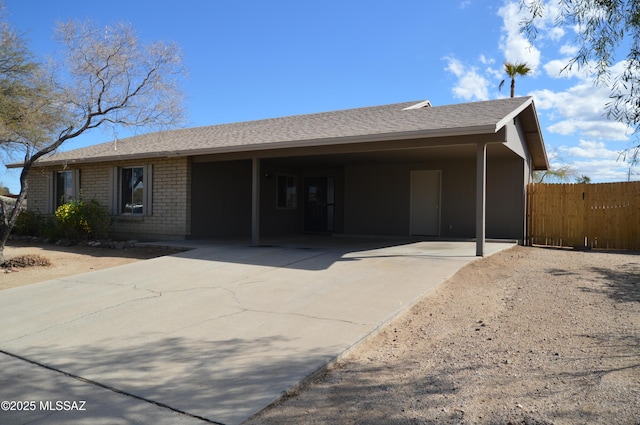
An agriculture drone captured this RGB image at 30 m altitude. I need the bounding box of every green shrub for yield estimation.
[12,210,48,237]
[55,199,111,240]
[78,199,112,239]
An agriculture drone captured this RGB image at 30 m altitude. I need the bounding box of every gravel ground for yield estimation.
[244,245,640,425]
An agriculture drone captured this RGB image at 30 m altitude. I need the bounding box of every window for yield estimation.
[55,171,75,209]
[121,167,144,214]
[110,165,152,216]
[47,169,79,213]
[277,175,297,209]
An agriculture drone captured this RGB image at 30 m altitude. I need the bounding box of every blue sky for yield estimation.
[2,0,638,192]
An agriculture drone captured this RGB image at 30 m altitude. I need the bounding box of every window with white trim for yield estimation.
[110,165,153,216]
[121,167,144,214]
[55,171,74,208]
[47,169,79,213]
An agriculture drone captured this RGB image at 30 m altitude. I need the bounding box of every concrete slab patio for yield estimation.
[0,238,513,425]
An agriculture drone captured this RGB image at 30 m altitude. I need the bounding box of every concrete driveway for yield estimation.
[0,238,513,425]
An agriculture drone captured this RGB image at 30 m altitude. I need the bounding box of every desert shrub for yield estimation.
[80,199,112,239]
[12,210,52,237]
[55,199,111,240]
[0,254,51,268]
[55,200,86,240]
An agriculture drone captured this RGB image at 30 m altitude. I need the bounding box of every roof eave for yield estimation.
[497,97,549,170]
[522,101,550,170]
[9,124,500,168]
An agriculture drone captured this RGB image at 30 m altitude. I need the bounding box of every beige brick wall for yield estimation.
[28,157,192,241]
[25,167,51,214]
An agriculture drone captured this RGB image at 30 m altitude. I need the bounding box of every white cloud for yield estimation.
[532,83,603,120]
[546,27,565,41]
[548,120,629,141]
[560,140,618,159]
[444,56,490,101]
[530,69,633,141]
[479,54,494,65]
[497,2,541,71]
[543,59,583,79]
[445,56,465,77]
[498,2,638,182]
[559,44,579,56]
[557,140,636,182]
[569,158,634,182]
[486,66,503,80]
[518,0,565,41]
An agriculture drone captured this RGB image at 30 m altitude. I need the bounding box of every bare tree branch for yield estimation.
[0,18,185,256]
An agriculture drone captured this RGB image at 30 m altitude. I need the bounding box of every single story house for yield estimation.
[10,96,548,255]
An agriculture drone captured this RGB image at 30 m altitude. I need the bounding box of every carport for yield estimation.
[191,141,513,242]
[190,98,546,256]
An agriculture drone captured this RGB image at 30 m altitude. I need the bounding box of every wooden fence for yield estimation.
[527,182,640,250]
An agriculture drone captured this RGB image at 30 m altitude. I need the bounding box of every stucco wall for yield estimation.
[344,163,412,236]
[259,164,302,237]
[343,160,478,238]
[191,161,346,238]
[28,157,191,241]
[343,154,526,240]
[439,158,477,238]
[191,160,252,238]
[486,154,526,239]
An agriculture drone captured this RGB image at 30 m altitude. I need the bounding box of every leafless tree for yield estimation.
[0,19,185,256]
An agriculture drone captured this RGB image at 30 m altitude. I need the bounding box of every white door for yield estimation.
[410,170,441,236]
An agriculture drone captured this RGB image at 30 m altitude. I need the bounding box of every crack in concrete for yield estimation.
[156,279,368,336]
[164,309,248,336]
[1,284,162,344]
[244,307,368,326]
[155,279,368,339]
[164,302,367,337]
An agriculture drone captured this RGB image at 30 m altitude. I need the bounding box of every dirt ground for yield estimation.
[0,241,180,291]
[1,242,638,424]
[245,245,640,425]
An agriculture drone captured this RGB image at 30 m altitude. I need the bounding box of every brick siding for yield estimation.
[28,157,192,241]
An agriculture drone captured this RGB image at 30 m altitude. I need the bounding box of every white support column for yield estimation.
[251,157,260,246]
[476,142,487,257]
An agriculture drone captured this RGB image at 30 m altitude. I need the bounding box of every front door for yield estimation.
[304,177,335,232]
[410,170,441,236]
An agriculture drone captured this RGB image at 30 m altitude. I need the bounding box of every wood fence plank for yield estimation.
[527,182,640,251]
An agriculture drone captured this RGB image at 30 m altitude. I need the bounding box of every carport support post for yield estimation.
[251,157,260,246]
[476,142,486,257]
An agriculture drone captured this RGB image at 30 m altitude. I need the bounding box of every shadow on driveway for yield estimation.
[0,238,514,424]
[1,334,332,425]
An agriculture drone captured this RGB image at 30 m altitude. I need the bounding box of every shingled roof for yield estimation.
[13,96,547,169]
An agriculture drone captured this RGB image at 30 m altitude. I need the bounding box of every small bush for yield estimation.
[12,210,51,237]
[55,199,111,240]
[1,254,51,268]
[55,200,87,239]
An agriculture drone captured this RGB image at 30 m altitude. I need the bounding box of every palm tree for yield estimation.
[499,62,532,97]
